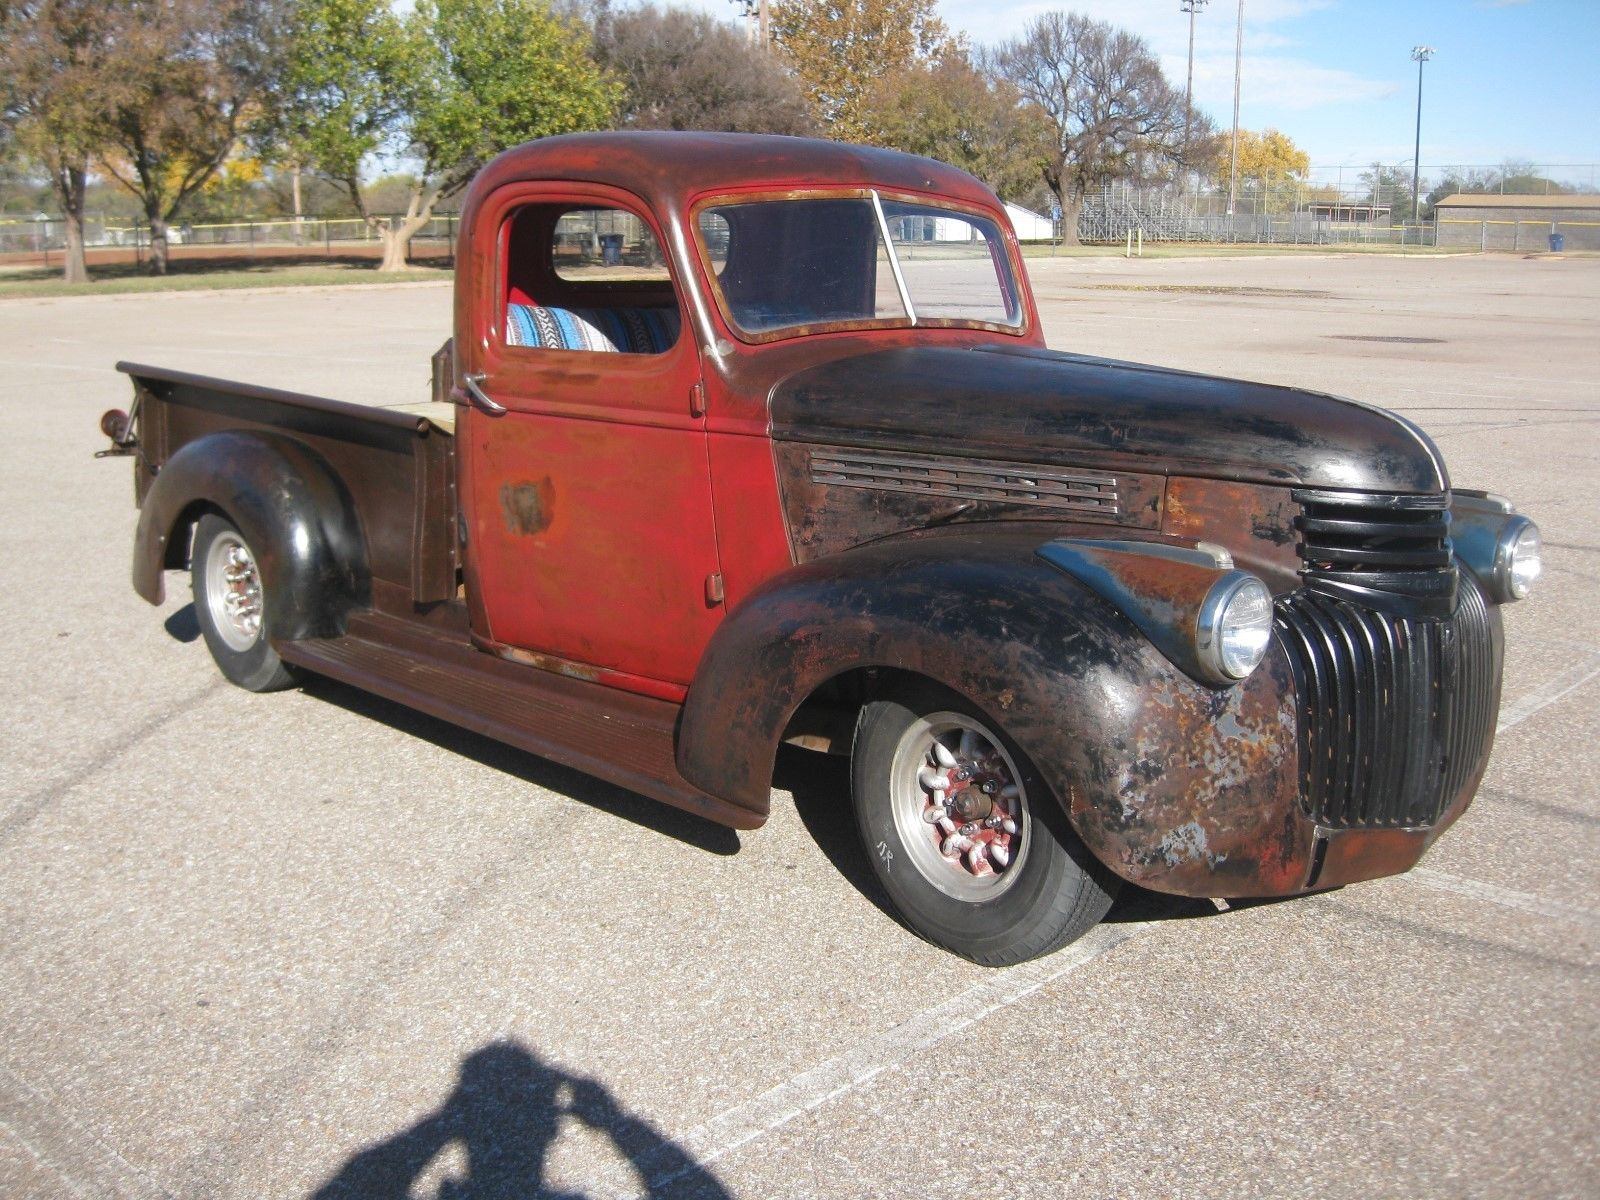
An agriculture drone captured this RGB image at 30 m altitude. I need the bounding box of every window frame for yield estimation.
[688,186,1031,346]
[493,186,687,362]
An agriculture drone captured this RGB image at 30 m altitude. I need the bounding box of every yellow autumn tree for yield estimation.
[771,0,958,143]
[1228,127,1312,211]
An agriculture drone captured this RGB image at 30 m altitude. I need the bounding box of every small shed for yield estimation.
[1434,193,1600,250]
[1004,204,1055,241]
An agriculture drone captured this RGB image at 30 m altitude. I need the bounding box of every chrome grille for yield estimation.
[1275,579,1500,830]
[810,449,1120,514]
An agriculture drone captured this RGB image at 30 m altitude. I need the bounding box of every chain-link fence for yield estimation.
[1066,163,1599,246]
[6,163,1597,258]
[0,213,459,259]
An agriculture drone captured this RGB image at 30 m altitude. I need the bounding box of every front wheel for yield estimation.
[852,685,1118,965]
[191,513,298,692]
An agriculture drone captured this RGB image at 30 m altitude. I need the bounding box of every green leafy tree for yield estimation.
[284,0,618,271]
[771,0,957,142]
[0,0,126,282]
[276,0,418,250]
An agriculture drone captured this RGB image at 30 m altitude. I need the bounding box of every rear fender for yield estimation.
[132,430,368,641]
[676,529,1308,895]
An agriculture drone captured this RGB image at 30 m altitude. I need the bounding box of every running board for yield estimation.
[277,611,764,830]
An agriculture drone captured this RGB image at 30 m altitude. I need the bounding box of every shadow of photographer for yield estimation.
[312,1040,731,1200]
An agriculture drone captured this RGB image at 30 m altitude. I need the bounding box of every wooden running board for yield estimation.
[278,611,764,830]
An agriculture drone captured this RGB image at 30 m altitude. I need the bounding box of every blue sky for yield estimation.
[686,1,1600,178]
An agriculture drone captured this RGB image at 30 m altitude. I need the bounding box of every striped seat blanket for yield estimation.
[506,303,680,355]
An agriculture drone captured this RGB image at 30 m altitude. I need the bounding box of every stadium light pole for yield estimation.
[1180,0,1209,160]
[1226,0,1244,217]
[727,0,768,46]
[1410,46,1434,225]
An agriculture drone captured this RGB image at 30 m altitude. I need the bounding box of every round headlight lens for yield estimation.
[1507,520,1542,598]
[1200,574,1275,681]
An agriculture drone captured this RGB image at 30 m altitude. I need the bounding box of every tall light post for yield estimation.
[728,0,769,46]
[1410,45,1434,225]
[1226,0,1244,217]
[1180,0,1209,160]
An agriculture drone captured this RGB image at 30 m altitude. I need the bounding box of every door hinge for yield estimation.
[689,381,706,418]
[704,572,725,605]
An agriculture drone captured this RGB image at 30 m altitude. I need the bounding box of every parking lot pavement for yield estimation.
[1,254,1595,1198]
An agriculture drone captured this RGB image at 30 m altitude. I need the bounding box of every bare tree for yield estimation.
[98,0,285,274]
[864,53,1048,203]
[594,3,815,135]
[990,13,1188,245]
[0,0,124,282]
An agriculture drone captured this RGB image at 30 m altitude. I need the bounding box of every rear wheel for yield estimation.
[852,685,1118,965]
[191,513,297,692]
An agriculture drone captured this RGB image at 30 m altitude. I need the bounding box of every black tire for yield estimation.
[190,513,298,693]
[852,683,1118,966]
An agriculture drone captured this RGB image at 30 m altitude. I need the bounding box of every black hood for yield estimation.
[769,344,1448,494]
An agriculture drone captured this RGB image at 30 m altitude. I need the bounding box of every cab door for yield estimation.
[456,183,721,692]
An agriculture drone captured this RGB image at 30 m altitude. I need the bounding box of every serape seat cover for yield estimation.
[506,304,680,355]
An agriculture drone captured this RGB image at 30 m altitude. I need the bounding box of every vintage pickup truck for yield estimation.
[101,133,1541,965]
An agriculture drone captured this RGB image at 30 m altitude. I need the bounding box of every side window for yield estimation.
[503,204,681,356]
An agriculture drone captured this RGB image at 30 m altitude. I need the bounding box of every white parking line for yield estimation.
[0,356,119,375]
[1496,654,1600,734]
[1407,868,1600,929]
[0,1064,170,1199]
[619,922,1148,1197]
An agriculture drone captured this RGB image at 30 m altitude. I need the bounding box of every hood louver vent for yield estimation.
[811,450,1121,515]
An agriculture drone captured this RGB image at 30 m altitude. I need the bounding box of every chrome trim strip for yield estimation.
[871,190,917,325]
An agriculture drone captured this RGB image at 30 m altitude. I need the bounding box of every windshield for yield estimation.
[696,193,1024,338]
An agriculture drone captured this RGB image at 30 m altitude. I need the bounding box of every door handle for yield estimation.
[463,372,507,416]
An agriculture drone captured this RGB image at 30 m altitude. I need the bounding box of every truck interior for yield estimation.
[502,204,681,355]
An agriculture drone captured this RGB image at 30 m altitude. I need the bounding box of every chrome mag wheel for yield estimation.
[204,530,264,652]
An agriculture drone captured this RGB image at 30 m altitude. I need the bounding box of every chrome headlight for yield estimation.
[1196,573,1275,681]
[1496,517,1542,600]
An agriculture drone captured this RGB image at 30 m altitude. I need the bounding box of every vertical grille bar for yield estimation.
[1274,577,1498,830]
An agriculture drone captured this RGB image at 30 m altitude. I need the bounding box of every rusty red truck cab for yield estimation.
[106,133,1540,965]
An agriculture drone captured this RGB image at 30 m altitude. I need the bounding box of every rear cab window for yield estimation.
[502,204,681,355]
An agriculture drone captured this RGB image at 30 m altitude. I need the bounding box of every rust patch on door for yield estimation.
[500,477,556,535]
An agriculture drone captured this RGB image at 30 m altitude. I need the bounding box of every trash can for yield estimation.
[599,233,623,266]
[1549,233,1565,252]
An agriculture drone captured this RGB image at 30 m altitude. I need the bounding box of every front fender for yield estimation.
[132,430,368,641]
[677,529,1310,895]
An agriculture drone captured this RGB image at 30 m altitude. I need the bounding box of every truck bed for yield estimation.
[119,360,460,609]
